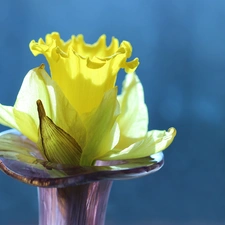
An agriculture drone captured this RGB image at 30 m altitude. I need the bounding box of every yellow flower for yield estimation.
[0,32,176,166]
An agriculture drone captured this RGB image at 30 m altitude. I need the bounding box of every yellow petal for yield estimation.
[29,32,139,114]
[116,73,148,149]
[14,65,52,127]
[80,88,120,166]
[0,105,38,142]
[0,131,39,163]
[0,105,20,131]
[14,65,86,148]
[13,109,39,142]
[99,128,177,160]
[37,100,82,165]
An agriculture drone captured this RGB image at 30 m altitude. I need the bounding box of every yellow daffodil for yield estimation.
[0,32,176,166]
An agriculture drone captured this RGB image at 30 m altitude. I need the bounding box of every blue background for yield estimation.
[0,0,225,224]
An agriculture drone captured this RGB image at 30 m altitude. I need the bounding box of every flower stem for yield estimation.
[38,181,113,225]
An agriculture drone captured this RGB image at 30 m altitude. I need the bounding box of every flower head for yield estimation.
[0,32,176,166]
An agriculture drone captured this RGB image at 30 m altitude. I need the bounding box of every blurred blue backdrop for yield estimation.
[0,0,225,224]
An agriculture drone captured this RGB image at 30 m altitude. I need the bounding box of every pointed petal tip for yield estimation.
[36,100,46,119]
[39,64,45,69]
[167,127,177,139]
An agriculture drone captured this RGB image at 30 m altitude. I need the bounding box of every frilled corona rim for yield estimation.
[0,129,164,188]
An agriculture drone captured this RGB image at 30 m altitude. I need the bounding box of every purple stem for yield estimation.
[38,181,113,225]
